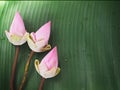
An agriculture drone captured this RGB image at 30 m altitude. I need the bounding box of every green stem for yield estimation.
[18,51,34,90]
[10,46,20,90]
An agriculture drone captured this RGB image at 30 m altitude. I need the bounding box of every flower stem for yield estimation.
[39,77,45,90]
[10,46,20,90]
[18,51,34,90]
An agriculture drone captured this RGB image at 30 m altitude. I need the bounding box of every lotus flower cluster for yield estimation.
[5,12,60,89]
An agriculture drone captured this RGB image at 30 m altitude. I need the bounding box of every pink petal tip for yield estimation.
[40,46,58,70]
[35,21,51,43]
[10,12,26,36]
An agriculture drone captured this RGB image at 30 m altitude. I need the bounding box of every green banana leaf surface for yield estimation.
[0,1,120,90]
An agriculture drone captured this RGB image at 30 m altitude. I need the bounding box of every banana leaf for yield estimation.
[0,1,120,90]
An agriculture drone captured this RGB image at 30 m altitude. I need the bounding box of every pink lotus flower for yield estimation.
[5,12,28,45]
[27,21,51,52]
[34,46,60,78]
